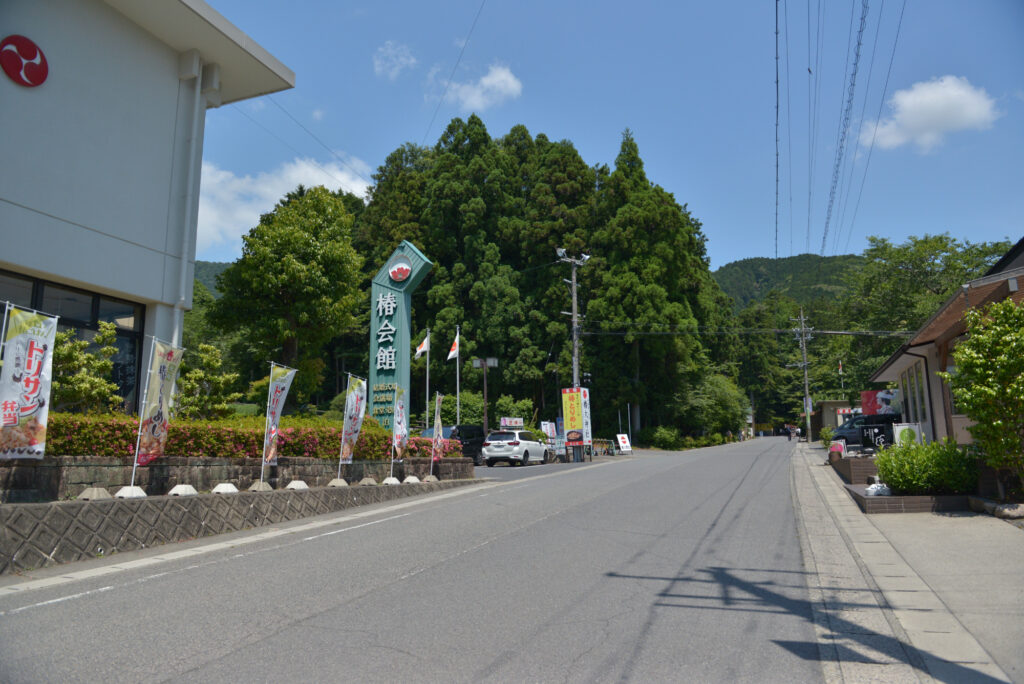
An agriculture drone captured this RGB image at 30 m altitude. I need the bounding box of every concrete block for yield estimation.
[285,480,309,490]
[249,481,273,492]
[77,487,112,501]
[402,476,421,484]
[168,484,198,497]
[381,477,401,486]
[212,483,239,494]
[357,477,378,486]
[423,475,439,483]
[114,486,147,499]
[327,478,348,487]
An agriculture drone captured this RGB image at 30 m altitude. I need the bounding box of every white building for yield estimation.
[0,0,293,406]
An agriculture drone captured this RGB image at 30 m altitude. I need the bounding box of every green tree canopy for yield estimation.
[209,186,364,400]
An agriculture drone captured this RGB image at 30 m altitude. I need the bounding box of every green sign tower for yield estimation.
[369,241,432,429]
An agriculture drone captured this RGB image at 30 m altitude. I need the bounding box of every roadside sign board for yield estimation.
[561,387,592,446]
[500,416,524,429]
[616,434,632,452]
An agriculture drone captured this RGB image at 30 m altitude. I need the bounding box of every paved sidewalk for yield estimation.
[791,441,1019,683]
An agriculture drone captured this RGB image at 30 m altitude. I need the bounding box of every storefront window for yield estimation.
[2,270,143,412]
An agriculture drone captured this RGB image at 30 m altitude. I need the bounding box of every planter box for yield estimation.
[831,456,878,485]
[845,484,970,514]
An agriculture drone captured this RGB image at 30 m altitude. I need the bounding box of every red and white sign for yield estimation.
[388,256,412,282]
[1,35,48,88]
[616,434,632,452]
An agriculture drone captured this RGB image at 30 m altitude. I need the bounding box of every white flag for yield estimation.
[447,335,459,361]
[415,332,430,359]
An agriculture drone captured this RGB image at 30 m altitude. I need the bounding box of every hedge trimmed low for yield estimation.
[44,413,462,461]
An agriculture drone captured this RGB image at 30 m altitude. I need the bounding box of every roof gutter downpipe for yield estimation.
[173,50,204,346]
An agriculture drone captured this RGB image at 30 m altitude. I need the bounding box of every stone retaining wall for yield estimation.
[831,456,878,485]
[0,479,479,575]
[0,456,473,502]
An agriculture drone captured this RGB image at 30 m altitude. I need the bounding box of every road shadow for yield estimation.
[607,565,1005,683]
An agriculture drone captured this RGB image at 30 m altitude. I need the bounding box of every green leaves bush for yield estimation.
[875,439,978,495]
[45,413,462,461]
[819,426,833,446]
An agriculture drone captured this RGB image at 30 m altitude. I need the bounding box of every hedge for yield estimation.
[875,438,978,495]
[44,413,462,461]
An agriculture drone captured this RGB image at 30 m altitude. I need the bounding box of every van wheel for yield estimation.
[522,451,530,466]
[486,460,494,467]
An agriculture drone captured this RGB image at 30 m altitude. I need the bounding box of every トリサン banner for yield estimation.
[339,374,367,464]
[263,363,296,465]
[0,304,58,459]
[135,339,185,466]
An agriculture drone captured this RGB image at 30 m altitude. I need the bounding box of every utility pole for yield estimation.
[790,308,814,441]
[557,247,590,462]
[557,248,589,388]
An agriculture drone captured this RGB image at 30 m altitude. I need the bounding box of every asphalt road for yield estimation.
[0,438,820,683]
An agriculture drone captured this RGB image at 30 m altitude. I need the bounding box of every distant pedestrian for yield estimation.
[787,426,792,441]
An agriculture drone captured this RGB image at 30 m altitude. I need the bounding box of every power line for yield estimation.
[770,0,778,260]
[820,0,870,254]
[834,0,886,253]
[421,0,488,147]
[844,0,908,253]
[266,96,373,189]
[231,105,355,191]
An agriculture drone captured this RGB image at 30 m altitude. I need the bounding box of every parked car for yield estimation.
[832,413,902,447]
[483,430,547,467]
[419,424,485,465]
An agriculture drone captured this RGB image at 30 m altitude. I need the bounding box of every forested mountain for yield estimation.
[194,261,229,298]
[713,253,864,309]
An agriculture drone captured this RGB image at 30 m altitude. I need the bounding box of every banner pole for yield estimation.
[429,392,436,479]
[130,336,157,489]
[260,362,275,485]
[389,389,396,480]
[0,302,11,356]
[337,373,352,480]
[455,325,460,424]
[425,328,430,433]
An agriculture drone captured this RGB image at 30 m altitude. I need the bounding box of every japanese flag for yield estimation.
[447,335,459,361]
[415,332,430,359]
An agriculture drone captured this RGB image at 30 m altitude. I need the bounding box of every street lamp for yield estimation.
[472,357,499,433]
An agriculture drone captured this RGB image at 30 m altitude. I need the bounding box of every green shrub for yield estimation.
[651,426,682,450]
[44,413,462,462]
[875,439,978,495]
[820,426,833,446]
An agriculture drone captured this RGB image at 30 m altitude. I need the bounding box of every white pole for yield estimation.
[389,389,396,480]
[0,302,11,353]
[455,325,461,424]
[130,336,157,489]
[425,328,430,432]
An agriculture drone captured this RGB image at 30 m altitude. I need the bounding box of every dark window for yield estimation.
[2,269,144,412]
[486,432,516,441]
[0,272,34,308]
[42,284,94,323]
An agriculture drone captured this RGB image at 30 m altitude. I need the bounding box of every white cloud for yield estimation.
[861,75,1000,153]
[312,108,325,121]
[373,41,417,80]
[441,64,522,112]
[197,157,370,260]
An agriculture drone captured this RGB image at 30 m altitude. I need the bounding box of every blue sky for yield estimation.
[198,0,1023,270]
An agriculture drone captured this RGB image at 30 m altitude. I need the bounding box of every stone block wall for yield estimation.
[0,480,478,575]
[0,457,474,502]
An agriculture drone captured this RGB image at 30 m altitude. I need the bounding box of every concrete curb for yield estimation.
[793,442,1010,683]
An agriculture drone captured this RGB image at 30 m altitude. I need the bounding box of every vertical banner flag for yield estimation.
[431,393,444,461]
[339,375,366,464]
[391,387,408,460]
[136,339,185,466]
[447,334,459,361]
[0,305,58,459]
[263,363,296,465]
